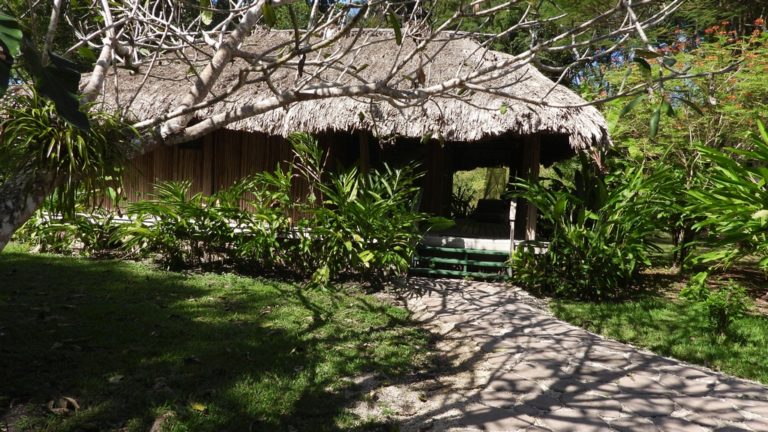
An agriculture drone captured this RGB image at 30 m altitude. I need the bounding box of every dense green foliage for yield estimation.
[0,11,90,128]
[510,156,665,300]
[16,133,428,286]
[0,91,134,214]
[0,244,429,431]
[687,122,768,271]
[680,272,752,334]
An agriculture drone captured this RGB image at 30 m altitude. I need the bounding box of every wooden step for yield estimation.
[417,245,510,257]
[415,256,508,268]
[409,267,507,280]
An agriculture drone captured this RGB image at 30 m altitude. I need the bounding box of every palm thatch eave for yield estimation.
[94,28,611,151]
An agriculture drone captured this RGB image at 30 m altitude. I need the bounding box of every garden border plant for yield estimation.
[16,132,432,288]
[509,154,670,300]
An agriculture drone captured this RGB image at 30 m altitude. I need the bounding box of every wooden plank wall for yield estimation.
[118,130,295,207]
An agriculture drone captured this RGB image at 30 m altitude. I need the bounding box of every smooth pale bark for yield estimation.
[0,170,56,250]
[160,0,300,139]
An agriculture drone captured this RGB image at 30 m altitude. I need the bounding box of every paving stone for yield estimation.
[454,403,537,431]
[736,400,768,418]
[521,393,562,412]
[486,376,540,394]
[507,362,561,381]
[657,373,688,392]
[686,412,722,428]
[559,392,623,417]
[621,396,676,417]
[538,407,611,432]
[740,418,768,431]
[674,397,744,422]
[714,378,768,400]
[548,378,585,393]
[610,416,659,432]
[399,279,768,432]
[656,365,711,380]
[587,381,622,398]
[480,385,539,409]
[572,364,622,384]
[713,426,751,432]
[651,416,708,432]
[616,374,671,395]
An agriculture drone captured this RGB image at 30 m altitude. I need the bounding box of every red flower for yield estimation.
[755,17,765,26]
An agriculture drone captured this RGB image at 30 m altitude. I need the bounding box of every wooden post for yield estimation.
[358,131,370,174]
[509,200,517,254]
[523,136,540,241]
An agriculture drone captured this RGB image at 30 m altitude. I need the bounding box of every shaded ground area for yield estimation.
[380,278,768,431]
[0,247,429,431]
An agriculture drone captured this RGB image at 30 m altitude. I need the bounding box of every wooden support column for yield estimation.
[442,143,454,217]
[358,131,370,174]
[509,200,517,254]
[523,136,541,241]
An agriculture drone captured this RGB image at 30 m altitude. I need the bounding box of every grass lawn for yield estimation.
[0,244,430,431]
[552,294,768,383]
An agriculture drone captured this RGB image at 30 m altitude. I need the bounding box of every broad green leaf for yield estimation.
[758,120,768,146]
[0,38,12,97]
[499,102,508,115]
[634,48,662,59]
[388,12,402,45]
[673,96,704,115]
[618,94,644,118]
[427,216,454,231]
[554,196,567,219]
[633,57,652,81]
[77,46,97,63]
[0,12,22,97]
[649,105,661,139]
[0,12,22,56]
[662,56,677,67]
[22,42,90,130]
[661,99,675,117]
[262,3,277,27]
[200,0,214,26]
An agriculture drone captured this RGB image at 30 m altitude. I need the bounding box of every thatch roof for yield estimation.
[96,29,610,150]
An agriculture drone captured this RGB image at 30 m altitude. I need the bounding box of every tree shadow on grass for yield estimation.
[0,251,428,431]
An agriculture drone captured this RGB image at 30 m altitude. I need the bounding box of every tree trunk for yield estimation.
[0,169,57,252]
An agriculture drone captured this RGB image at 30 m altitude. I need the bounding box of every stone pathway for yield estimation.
[384,278,768,431]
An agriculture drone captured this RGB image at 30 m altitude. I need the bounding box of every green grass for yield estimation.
[0,244,430,431]
[551,296,768,383]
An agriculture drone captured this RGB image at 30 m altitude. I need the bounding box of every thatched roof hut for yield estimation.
[97,28,611,241]
[99,28,609,150]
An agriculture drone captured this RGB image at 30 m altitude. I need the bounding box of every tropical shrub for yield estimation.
[15,131,429,285]
[449,183,476,219]
[120,181,250,269]
[510,155,667,300]
[289,133,427,286]
[14,195,124,256]
[235,167,296,271]
[687,121,768,271]
[15,212,79,255]
[594,28,768,266]
[680,272,752,334]
[0,90,135,215]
